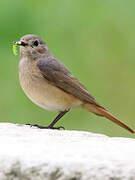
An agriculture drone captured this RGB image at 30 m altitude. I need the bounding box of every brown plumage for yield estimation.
[14,34,135,133]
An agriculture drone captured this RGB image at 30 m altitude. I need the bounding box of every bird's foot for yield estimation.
[26,124,65,130]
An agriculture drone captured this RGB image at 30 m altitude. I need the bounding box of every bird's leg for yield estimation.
[26,110,69,130]
[48,110,69,129]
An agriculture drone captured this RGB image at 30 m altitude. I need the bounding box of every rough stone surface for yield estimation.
[0,123,135,180]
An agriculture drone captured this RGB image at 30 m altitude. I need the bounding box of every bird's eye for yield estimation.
[33,40,39,46]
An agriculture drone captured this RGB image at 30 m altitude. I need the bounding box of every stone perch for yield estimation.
[0,123,135,180]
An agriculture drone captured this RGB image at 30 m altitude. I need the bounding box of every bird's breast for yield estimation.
[19,58,82,111]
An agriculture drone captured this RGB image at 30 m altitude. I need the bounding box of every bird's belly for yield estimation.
[19,73,82,112]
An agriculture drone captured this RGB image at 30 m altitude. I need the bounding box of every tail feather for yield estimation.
[84,103,135,133]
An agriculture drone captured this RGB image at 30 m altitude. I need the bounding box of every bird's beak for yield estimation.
[13,41,28,47]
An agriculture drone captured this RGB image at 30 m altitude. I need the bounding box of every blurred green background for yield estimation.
[0,0,135,137]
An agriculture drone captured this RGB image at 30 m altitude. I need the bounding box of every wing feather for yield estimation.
[37,57,104,108]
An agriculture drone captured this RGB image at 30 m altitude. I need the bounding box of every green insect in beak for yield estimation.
[12,41,21,56]
[12,44,18,56]
[12,41,25,56]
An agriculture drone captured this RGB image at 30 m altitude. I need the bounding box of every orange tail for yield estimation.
[84,103,135,133]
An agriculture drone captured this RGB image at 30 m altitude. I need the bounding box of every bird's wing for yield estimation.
[37,57,103,108]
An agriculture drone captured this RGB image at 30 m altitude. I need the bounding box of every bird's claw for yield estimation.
[25,124,65,130]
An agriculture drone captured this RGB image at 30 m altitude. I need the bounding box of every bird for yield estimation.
[13,34,135,133]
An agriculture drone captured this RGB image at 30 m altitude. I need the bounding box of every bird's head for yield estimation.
[13,34,50,59]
